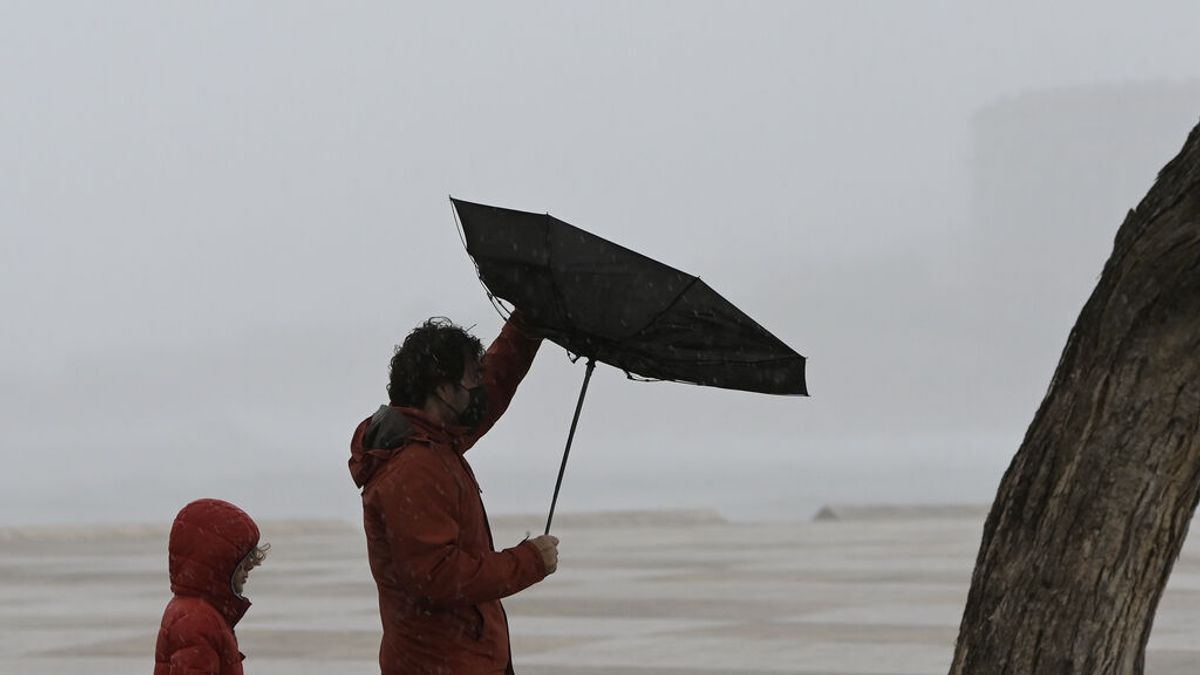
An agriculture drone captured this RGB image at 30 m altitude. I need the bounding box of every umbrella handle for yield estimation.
[544,358,596,535]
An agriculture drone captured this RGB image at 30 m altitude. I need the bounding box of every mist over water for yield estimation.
[3,3,1199,528]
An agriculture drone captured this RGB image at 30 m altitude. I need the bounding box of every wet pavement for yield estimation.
[3,508,1199,674]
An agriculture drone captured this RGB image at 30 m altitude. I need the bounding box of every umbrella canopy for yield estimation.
[451,197,807,396]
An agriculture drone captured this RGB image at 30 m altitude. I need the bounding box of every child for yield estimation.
[154,499,268,675]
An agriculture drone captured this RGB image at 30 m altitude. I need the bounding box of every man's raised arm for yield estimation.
[464,311,543,447]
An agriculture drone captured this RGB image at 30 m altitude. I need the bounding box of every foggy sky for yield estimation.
[3,1,1200,526]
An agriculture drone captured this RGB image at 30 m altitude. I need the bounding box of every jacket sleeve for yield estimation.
[168,644,221,675]
[462,312,543,451]
[376,452,548,607]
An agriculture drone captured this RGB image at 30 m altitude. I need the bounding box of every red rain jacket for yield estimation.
[154,499,260,675]
[350,317,548,674]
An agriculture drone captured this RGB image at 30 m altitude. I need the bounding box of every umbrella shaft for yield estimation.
[545,358,596,535]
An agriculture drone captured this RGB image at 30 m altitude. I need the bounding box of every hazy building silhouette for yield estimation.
[967,81,1200,398]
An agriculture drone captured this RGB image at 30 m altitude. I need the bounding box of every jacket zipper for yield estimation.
[452,449,518,669]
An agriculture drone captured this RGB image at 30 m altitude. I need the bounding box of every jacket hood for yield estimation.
[350,405,471,488]
[168,498,260,628]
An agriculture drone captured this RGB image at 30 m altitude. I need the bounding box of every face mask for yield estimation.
[457,384,487,430]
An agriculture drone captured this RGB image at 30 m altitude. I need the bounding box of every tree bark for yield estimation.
[949,120,1200,675]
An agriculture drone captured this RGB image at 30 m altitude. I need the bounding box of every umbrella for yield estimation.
[450,197,807,532]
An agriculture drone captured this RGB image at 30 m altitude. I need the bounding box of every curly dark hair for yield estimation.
[387,317,484,407]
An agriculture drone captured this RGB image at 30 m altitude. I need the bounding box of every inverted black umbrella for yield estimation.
[450,197,807,532]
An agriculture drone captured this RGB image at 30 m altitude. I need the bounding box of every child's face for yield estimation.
[232,563,252,595]
[232,550,264,596]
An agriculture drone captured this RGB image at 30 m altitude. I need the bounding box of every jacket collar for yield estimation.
[349,405,471,488]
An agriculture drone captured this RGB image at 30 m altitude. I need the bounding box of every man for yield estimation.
[349,312,559,674]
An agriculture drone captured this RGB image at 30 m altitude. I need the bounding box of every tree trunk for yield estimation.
[949,120,1200,675]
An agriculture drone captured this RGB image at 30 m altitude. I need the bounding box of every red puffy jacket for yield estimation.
[349,317,549,674]
[154,499,260,675]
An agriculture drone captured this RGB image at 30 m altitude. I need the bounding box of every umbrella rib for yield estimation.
[450,197,514,322]
[544,214,583,343]
[627,275,701,341]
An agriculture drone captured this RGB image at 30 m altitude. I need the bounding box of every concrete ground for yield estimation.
[3,508,1199,674]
